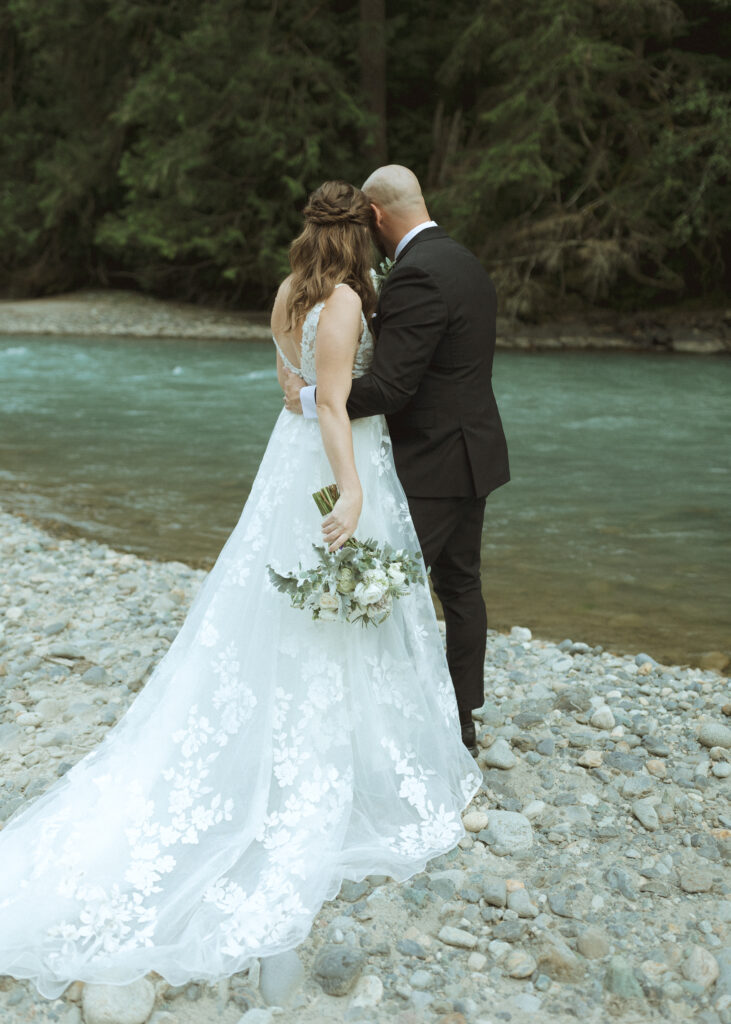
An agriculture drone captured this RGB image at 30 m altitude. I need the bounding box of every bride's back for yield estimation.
[271,277,371,386]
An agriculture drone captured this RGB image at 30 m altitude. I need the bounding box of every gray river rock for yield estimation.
[0,509,730,1024]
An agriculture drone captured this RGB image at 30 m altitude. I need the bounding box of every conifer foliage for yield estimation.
[0,0,728,314]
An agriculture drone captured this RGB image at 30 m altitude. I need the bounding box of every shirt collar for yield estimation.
[394,220,438,260]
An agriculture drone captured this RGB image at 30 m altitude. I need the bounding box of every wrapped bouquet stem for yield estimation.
[268,484,423,627]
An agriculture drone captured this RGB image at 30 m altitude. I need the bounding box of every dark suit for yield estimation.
[346,225,510,722]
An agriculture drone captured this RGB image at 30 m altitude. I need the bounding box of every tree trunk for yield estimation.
[359,0,387,165]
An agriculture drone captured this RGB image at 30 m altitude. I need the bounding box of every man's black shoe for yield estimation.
[461,721,478,757]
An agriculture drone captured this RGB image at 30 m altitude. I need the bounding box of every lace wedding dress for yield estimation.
[0,287,481,999]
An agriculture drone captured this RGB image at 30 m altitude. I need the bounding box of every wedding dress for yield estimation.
[0,286,481,999]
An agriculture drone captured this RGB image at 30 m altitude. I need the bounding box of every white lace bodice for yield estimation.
[272,283,373,386]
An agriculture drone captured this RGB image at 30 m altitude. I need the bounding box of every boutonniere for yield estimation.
[371,256,395,292]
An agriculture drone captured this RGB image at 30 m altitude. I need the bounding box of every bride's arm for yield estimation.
[314,286,363,552]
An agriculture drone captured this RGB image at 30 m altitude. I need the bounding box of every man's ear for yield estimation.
[370,202,384,229]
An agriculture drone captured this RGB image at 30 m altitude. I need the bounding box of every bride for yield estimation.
[0,181,481,1000]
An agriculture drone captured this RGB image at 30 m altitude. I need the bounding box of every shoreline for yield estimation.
[1,506,730,1024]
[0,288,728,354]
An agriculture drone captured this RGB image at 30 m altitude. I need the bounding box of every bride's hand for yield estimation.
[321,490,362,552]
[282,369,305,414]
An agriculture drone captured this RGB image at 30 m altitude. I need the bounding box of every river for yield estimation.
[1,335,729,667]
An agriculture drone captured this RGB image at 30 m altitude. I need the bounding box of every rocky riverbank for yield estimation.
[1,507,730,1024]
[1,289,728,353]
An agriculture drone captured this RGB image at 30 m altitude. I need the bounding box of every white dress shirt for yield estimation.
[299,220,438,419]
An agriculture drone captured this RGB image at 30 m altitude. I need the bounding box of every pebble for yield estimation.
[479,811,533,856]
[590,706,615,730]
[682,944,720,990]
[505,949,537,978]
[632,798,660,830]
[462,810,489,833]
[604,955,644,999]
[2,509,730,1022]
[438,926,478,950]
[535,933,586,982]
[577,926,610,959]
[81,979,156,1024]
[259,949,304,1006]
[348,974,383,1008]
[312,944,365,995]
[482,876,507,907]
[479,737,517,770]
[699,722,731,749]
[680,869,714,893]
[577,749,603,768]
[507,887,539,918]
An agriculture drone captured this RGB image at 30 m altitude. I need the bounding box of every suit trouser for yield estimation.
[406,495,487,725]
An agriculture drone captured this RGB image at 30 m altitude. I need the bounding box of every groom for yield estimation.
[283,165,510,755]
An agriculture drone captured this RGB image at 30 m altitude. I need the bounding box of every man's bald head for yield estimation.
[362,165,425,213]
[361,165,432,258]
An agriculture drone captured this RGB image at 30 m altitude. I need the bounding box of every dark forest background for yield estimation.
[1,0,729,318]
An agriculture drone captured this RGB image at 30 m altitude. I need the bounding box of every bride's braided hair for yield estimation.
[284,181,377,331]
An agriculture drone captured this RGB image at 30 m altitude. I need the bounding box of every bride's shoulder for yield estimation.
[322,282,362,316]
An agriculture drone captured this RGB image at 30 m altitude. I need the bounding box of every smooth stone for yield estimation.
[338,879,370,903]
[312,944,365,996]
[590,706,615,730]
[483,876,507,907]
[505,949,537,978]
[81,665,108,684]
[622,775,654,798]
[507,888,539,919]
[699,723,731,750]
[409,969,433,990]
[467,952,488,971]
[396,939,426,958]
[635,652,659,667]
[713,762,731,778]
[534,933,586,982]
[512,992,542,1013]
[81,979,156,1024]
[682,944,720,991]
[680,870,715,894]
[488,940,512,960]
[462,810,489,833]
[604,955,644,999]
[510,626,532,642]
[480,737,517,770]
[480,811,533,856]
[259,949,304,1006]
[348,974,383,1009]
[493,919,527,943]
[646,759,668,778]
[577,926,610,959]
[577,750,603,768]
[437,926,478,950]
[536,737,555,756]
[632,798,660,830]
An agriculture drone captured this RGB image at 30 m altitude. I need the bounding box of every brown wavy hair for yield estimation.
[284,180,377,331]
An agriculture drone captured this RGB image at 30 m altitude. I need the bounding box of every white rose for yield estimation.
[318,590,340,621]
[354,569,388,605]
[366,592,393,623]
[387,563,406,587]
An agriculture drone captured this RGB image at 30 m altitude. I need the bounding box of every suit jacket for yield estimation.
[346,226,510,498]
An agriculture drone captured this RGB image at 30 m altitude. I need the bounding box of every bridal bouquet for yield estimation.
[267,484,423,627]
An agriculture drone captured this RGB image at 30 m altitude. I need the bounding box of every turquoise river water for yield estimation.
[1,335,729,668]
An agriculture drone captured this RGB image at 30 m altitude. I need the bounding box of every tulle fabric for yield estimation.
[0,337,480,1000]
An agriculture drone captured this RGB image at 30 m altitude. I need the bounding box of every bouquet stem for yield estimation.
[312,484,359,548]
